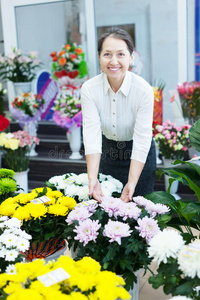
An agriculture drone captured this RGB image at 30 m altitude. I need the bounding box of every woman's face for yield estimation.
[98,36,133,86]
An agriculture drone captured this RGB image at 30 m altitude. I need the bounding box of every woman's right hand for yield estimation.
[88,178,104,202]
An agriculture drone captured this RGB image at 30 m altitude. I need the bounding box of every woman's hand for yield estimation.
[120,182,136,203]
[88,178,104,202]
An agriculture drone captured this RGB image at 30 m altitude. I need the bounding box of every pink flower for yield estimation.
[165,133,171,140]
[156,125,164,132]
[182,146,188,151]
[133,196,151,207]
[145,202,170,218]
[65,206,92,225]
[100,197,123,218]
[73,219,101,246]
[103,220,132,245]
[119,202,141,221]
[169,95,175,103]
[135,216,160,243]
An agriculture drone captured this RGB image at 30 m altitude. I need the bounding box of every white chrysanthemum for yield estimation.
[1,233,18,247]
[148,229,185,264]
[0,216,8,222]
[78,186,89,201]
[75,173,89,185]
[5,249,19,261]
[64,184,79,197]
[178,240,200,278]
[16,238,30,251]
[5,264,16,275]
[168,297,193,300]
[4,217,21,228]
[19,229,32,240]
[101,181,117,196]
[0,245,6,258]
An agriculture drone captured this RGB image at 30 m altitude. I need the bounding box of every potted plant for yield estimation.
[0,187,77,261]
[46,172,123,201]
[63,195,171,292]
[0,168,18,204]
[0,255,130,300]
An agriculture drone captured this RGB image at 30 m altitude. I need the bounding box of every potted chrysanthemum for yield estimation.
[0,168,18,204]
[0,255,130,300]
[0,187,76,261]
[63,195,171,293]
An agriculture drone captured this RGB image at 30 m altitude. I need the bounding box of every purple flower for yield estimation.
[145,202,170,218]
[100,197,123,218]
[103,220,132,245]
[133,196,150,207]
[135,216,160,243]
[119,202,141,221]
[65,206,93,225]
[73,219,101,246]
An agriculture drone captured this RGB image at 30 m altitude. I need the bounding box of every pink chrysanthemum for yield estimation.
[119,202,141,221]
[73,219,101,246]
[135,216,160,243]
[145,202,170,217]
[100,197,123,218]
[132,196,150,207]
[65,206,92,225]
[103,220,132,245]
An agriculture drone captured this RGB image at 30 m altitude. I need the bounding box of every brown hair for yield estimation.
[97,27,134,55]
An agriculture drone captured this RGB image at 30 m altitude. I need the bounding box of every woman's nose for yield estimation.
[110,56,118,65]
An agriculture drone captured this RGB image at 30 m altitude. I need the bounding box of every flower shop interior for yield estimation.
[0,0,200,300]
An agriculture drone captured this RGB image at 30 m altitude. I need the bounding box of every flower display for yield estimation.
[50,41,87,84]
[0,48,41,83]
[148,229,200,299]
[64,195,170,290]
[0,255,130,299]
[0,169,18,204]
[0,216,31,274]
[177,81,200,125]
[154,120,191,159]
[0,115,9,132]
[0,82,7,114]
[47,173,123,202]
[0,130,40,172]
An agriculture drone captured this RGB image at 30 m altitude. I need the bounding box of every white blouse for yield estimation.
[81,71,154,163]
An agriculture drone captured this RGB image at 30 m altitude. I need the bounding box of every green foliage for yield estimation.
[189,119,200,152]
[0,168,18,203]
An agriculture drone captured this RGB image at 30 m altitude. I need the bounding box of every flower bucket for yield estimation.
[128,269,143,300]
[13,169,29,194]
[22,237,66,261]
[67,124,82,159]
[13,82,32,96]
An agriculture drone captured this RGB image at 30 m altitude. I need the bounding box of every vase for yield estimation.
[13,169,29,194]
[128,269,143,300]
[67,124,82,159]
[23,120,38,156]
[163,158,181,200]
[13,82,32,96]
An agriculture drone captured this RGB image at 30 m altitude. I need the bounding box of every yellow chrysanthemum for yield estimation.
[69,273,96,291]
[16,259,49,280]
[31,187,52,194]
[30,281,60,295]
[56,255,75,270]
[25,203,47,219]
[6,288,44,300]
[48,204,68,216]
[44,197,56,205]
[13,192,34,204]
[0,202,19,216]
[69,292,88,300]
[12,206,31,221]
[57,196,77,209]
[4,138,19,150]
[3,282,22,294]
[46,190,63,198]
[0,273,10,288]
[75,257,101,274]
[96,271,125,286]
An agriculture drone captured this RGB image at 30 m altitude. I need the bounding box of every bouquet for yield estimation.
[0,130,40,172]
[154,120,191,159]
[148,228,200,299]
[64,195,171,290]
[0,115,9,132]
[47,172,123,202]
[0,216,31,274]
[0,187,76,260]
[0,169,18,204]
[0,48,41,82]
[177,81,200,125]
[52,88,82,130]
[0,82,7,114]
[0,256,130,300]
[50,41,87,86]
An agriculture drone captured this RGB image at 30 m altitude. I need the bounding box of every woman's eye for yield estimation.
[118,53,124,57]
[104,53,110,57]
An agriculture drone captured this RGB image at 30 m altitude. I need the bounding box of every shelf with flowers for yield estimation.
[63,195,171,293]
[0,255,130,300]
[0,216,32,274]
[52,89,83,159]
[0,130,40,192]
[154,120,191,197]
[0,47,42,95]
[9,91,45,156]
[0,187,77,262]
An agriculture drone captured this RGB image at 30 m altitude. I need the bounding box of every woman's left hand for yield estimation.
[120,182,135,203]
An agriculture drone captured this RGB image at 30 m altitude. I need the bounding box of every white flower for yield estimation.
[148,229,185,264]
[78,186,89,201]
[0,245,6,258]
[178,240,200,278]
[4,217,21,228]
[0,216,8,222]
[75,173,89,185]
[5,264,16,275]
[16,238,30,251]
[2,233,18,247]
[5,249,19,261]
[168,297,193,300]
[19,229,32,240]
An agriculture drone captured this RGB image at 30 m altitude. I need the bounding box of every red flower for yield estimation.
[0,115,9,131]
[75,48,83,55]
[33,104,37,108]
[50,51,57,57]
[52,55,58,62]
[64,44,71,50]
[70,54,77,60]
[59,50,65,56]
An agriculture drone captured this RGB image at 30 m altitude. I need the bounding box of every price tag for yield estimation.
[37,267,70,287]
[183,240,200,257]
[31,195,51,204]
[77,199,97,207]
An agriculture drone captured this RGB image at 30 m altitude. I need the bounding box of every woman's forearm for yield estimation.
[128,159,144,186]
[86,153,101,181]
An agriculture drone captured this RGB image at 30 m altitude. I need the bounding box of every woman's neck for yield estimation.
[108,76,124,93]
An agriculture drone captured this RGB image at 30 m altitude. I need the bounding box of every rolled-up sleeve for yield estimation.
[81,83,102,155]
[131,84,154,163]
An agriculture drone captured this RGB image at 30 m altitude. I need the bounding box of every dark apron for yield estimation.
[99,135,156,197]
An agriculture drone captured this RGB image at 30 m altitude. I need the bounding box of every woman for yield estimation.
[81,28,156,203]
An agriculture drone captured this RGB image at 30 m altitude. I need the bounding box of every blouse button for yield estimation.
[113,134,116,137]
[113,112,115,115]
[113,125,115,128]
[113,99,115,102]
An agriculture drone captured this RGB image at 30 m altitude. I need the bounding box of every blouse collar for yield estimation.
[103,71,132,96]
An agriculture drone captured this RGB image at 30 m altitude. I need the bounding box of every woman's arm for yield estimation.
[86,153,104,202]
[121,159,144,202]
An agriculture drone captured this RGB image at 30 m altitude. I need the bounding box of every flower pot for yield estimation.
[163,158,181,200]
[13,82,32,96]
[67,124,82,159]
[128,269,143,300]
[13,169,29,194]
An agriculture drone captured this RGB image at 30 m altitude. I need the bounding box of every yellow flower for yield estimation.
[0,133,7,146]
[56,255,75,270]
[48,204,68,216]
[26,203,47,219]
[75,257,101,273]
[58,196,77,209]
[12,206,31,221]
[4,138,19,150]
[3,282,22,294]
[46,190,63,198]
[68,292,88,300]
[0,273,10,288]
[0,201,19,216]
[6,288,44,300]
[16,259,49,280]
[13,192,34,204]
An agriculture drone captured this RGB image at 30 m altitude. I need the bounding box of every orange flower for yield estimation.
[58,57,67,66]
[23,93,29,97]
[50,51,57,57]
[70,54,77,60]
[33,104,37,108]
[64,44,71,50]
[75,48,83,55]
[59,50,66,56]
[52,55,58,62]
